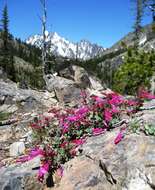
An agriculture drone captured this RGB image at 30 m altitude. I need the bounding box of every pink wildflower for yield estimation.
[111,105,120,114]
[60,141,68,148]
[72,139,85,145]
[69,148,77,157]
[16,147,44,163]
[30,148,44,157]
[75,107,89,115]
[16,155,30,163]
[138,89,155,100]
[104,110,112,122]
[109,93,124,105]
[56,166,64,177]
[62,122,69,130]
[92,96,105,108]
[30,123,41,129]
[114,132,123,144]
[67,115,79,122]
[126,99,139,106]
[38,162,49,182]
[92,128,105,136]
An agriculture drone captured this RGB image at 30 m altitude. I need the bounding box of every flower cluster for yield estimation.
[17,89,155,183]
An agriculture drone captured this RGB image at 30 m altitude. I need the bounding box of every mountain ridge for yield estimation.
[26,31,106,60]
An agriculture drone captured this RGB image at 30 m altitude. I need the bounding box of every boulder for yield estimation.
[88,75,105,90]
[0,156,43,190]
[45,66,105,105]
[54,131,155,190]
[53,100,155,190]
[45,75,81,105]
[10,142,25,157]
[0,80,58,112]
[59,65,91,88]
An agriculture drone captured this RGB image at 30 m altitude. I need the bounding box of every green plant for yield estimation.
[113,48,155,95]
[129,119,140,133]
[144,124,155,136]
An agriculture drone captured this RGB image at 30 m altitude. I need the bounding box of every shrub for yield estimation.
[113,48,155,95]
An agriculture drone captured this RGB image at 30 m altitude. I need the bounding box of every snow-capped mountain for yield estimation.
[26,32,105,60]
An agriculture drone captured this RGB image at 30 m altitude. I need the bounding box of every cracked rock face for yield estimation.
[50,101,155,190]
[53,129,155,190]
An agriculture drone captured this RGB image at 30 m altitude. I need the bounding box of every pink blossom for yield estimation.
[16,148,44,163]
[56,166,64,177]
[109,94,124,105]
[92,96,105,108]
[75,107,89,115]
[60,141,68,148]
[69,148,77,157]
[16,155,30,163]
[114,132,123,144]
[67,115,79,122]
[38,162,49,182]
[72,139,85,145]
[92,128,105,136]
[80,90,87,98]
[30,148,44,157]
[104,110,112,122]
[126,100,139,106]
[111,105,120,114]
[138,89,155,100]
[62,122,69,130]
[30,123,42,129]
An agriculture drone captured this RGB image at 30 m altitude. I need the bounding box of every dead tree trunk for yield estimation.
[40,0,47,77]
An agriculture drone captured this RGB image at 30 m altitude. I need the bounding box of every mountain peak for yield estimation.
[26,32,105,60]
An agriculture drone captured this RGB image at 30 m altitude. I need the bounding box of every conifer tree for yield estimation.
[0,4,16,81]
[1,5,9,50]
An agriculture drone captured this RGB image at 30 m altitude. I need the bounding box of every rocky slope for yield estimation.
[26,32,105,60]
[1,95,155,190]
[0,64,104,168]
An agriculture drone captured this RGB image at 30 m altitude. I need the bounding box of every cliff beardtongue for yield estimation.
[92,128,106,136]
[72,139,86,146]
[104,110,113,122]
[38,162,49,182]
[16,147,44,163]
[114,128,126,145]
[114,132,124,145]
[17,89,155,185]
[138,88,155,100]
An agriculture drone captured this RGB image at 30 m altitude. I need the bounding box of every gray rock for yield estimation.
[0,80,57,112]
[0,156,43,190]
[10,142,25,157]
[54,130,155,190]
[45,75,82,105]
[45,65,104,105]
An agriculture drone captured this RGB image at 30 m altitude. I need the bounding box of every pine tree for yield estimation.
[1,5,9,51]
[0,4,16,81]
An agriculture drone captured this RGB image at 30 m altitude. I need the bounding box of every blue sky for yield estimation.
[0,0,152,47]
